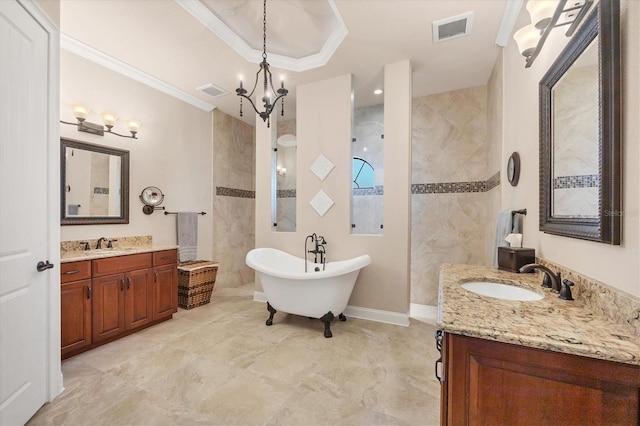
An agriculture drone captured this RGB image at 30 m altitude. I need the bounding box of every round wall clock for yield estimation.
[507,152,520,186]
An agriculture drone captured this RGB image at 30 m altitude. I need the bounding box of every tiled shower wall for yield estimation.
[411,79,502,306]
[212,109,256,289]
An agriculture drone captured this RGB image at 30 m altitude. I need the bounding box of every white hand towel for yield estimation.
[177,212,198,262]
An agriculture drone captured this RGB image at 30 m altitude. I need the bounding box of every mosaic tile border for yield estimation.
[277,189,296,198]
[353,185,384,196]
[412,171,500,194]
[486,171,500,191]
[216,171,501,199]
[554,174,600,189]
[216,186,255,199]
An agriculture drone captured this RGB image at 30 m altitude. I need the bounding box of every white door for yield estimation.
[0,1,53,424]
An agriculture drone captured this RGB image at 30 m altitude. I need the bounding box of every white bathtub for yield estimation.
[246,248,371,337]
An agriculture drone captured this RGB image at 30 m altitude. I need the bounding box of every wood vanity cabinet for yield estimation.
[60,261,92,357]
[439,332,640,425]
[152,250,178,320]
[61,249,178,359]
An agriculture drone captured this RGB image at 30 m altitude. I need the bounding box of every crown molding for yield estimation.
[60,34,215,112]
[174,0,347,72]
[495,0,524,47]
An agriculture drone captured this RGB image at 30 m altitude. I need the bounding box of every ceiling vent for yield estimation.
[432,12,474,44]
[197,83,227,98]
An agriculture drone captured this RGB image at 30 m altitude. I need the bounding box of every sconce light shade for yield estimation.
[127,120,141,134]
[514,24,541,57]
[102,112,117,128]
[72,104,89,122]
[526,0,558,29]
[61,105,140,139]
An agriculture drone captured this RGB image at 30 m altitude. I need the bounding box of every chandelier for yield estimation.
[235,0,288,128]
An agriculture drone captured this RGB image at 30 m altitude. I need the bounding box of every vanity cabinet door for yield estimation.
[92,273,125,343]
[153,264,177,320]
[124,268,153,331]
[442,333,640,425]
[61,279,92,356]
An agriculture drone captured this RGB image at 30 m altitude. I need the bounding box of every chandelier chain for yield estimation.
[262,0,267,60]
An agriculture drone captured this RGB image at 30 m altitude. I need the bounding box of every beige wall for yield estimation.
[502,0,640,297]
[256,61,412,314]
[60,50,214,260]
[35,0,59,27]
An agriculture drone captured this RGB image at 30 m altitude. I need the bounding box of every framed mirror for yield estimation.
[539,1,620,244]
[61,138,130,225]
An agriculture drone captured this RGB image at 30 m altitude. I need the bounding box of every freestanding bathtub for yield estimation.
[246,248,371,337]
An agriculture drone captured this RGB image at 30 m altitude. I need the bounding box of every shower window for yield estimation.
[352,157,374,189]
[351,99,384,235]
[274,119,296,232]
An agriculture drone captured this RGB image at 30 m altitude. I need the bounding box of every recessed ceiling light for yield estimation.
[374,89,383,95]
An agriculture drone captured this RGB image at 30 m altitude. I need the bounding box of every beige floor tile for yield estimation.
[28,285,441,426]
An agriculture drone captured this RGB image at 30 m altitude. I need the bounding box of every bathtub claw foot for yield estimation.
[321,311,335,338]
[266,302,276,326]
[339,313,347,322]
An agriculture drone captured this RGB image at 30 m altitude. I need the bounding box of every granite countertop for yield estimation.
[61,245,179,263]
[437,264,640,366]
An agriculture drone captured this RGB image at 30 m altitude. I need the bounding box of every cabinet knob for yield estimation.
[87,285,92,299]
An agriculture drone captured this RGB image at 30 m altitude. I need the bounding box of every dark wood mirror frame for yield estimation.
[539,1,621,244]
[61,138,130,225]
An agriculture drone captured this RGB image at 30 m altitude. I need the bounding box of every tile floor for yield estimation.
[28,285,441,425]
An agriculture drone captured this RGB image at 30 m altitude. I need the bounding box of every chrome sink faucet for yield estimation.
[96,237,108,249]
[519,263,562,293]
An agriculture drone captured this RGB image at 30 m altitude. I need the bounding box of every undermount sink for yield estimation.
[461,281,544,301]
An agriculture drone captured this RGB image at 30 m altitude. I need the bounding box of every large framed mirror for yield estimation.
[61,138,130,225]
[539,1,620,244]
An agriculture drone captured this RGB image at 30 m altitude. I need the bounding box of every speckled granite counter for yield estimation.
[61,245,178,263]
[437,264,640,366]
[61,235,178,263]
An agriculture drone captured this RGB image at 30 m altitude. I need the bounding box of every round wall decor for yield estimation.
[507,152,520,186]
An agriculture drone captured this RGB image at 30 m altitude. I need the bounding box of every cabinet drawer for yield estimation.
[153,249,177,266]
[93,253,152,277]
[60,261,91,283]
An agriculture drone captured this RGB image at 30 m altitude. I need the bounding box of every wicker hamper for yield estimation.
[177,261,218,309]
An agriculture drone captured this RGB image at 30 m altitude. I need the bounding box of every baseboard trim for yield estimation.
[410,303,438,325]
[253,291,410,327]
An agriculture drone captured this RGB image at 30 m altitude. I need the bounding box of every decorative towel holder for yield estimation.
[164,211,206,216]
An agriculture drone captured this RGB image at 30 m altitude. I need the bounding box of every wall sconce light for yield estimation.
[514,0,593,68]
[60,104,141,139]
